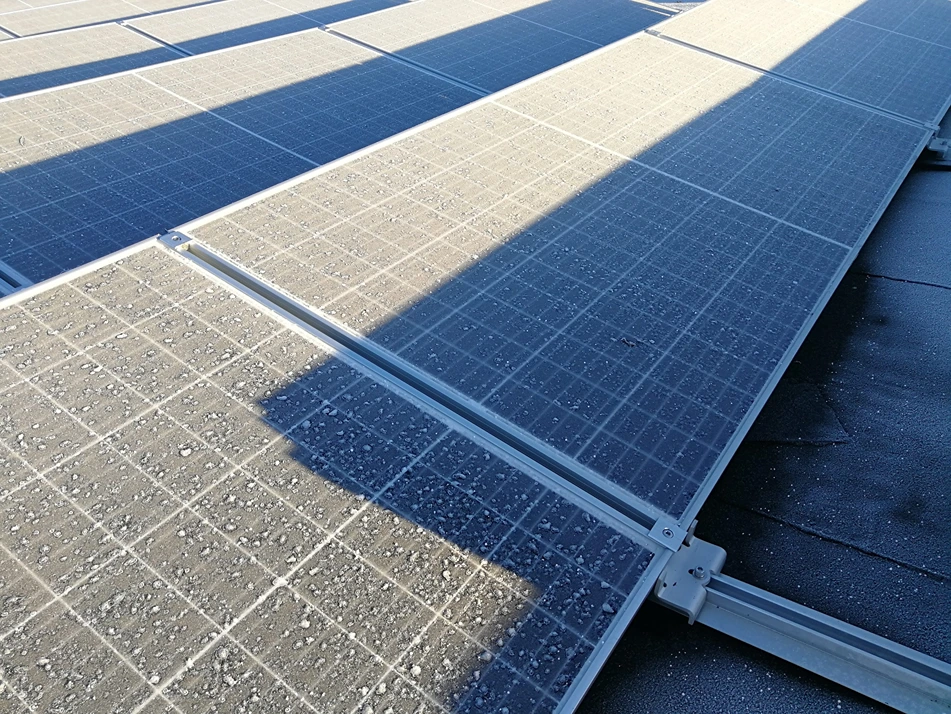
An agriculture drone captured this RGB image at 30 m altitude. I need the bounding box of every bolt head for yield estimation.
[662,527,674,538]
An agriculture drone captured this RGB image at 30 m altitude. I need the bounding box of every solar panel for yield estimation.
[184,29,934,523]
[330,0,602,93]
[0,73,313,283]
[0,24,181,98]
[264,0,405,25]
[139,29,479,163]
[785,0,951,48]
[0,28,481,285]
[0,244,661,713]
[653,0,951,125]
[498,34,929,246]
[126,0,320,55]
[0,0,223,36]
[473,0,672,46]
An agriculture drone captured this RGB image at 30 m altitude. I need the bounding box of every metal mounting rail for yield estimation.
[652,535,951,713]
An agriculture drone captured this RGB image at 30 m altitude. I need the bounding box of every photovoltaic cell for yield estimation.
[0,0,221,36]
[0,74,312,283]
[139,29,479,163]
[0,246,657,713]
[473,0,672,46]
[330,0,602,92]
[0,24,181,98]
[126,0,321,55]
[655,0,951,125]
[498,34,928,246]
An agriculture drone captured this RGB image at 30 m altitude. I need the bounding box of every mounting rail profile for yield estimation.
[652,534,951,713]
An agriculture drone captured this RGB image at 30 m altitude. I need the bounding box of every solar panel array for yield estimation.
[331,0,671,92]
[0,24,181,98]
[1,0,949,711]
[0,245,658,713]
[126,0,322,55]
[188,31,932,518]
[653,0,951,125]
[0,73,315,283]
[0,0,215,36]
[138,28,477,164]
[127,0,406,55]
[471,0,670,46]
[0,1,679,288]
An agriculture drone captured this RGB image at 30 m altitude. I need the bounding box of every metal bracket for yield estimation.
[647,518,690,552]
[650,533,726,622]
[158,231,193,250]
[651,534,951,712]
[921,137,951,168]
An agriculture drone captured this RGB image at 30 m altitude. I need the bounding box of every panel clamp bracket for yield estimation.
[158,231,193,250]
[921,136,950,168]
[649,531,951,712]
[650,530,726,622]
[647,518,690,552]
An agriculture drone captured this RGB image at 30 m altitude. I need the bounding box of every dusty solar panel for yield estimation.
[785,0,951,49]
[0,73,312,284]
[474,0,672,46]
[0,24,181,98]
[0,0,219,36]
[0,245,658,713]
[139,29,479,164]
[330,0,599,92]
[126,0,321,55]
[654,0,951,125]
[264,0,405,25]
[184,22,936,522]
[498,33,929,246]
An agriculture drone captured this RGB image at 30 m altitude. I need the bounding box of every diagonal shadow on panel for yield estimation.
[145,2,939,710]
[0,0,671,284]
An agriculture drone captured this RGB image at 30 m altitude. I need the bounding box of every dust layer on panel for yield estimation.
[0,246,655,713]
[655,0,951,125]
[330,0,668,93]
[0,24,181,98]
[497,34,930,247]
[0,73,312,283]
[190,98,856,518]
[0,0,219,36]
[126,0,321,55]
[138,28,479,163]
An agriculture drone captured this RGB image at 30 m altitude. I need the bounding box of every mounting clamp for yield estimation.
[651,532,726,623]
[650,533,951,713]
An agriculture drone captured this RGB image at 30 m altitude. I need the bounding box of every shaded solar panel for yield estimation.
[786,0,951,49]
[0,24,181,98]
[126,0,321,55]
[498,34,928,247]
[0,74,312,283]
[0,245,657,713]
[330,0,601,92]
[266,0,406,25]
[139,29,478,164]
[654,0,951,125]
[0,0,218,36]
[187,26,935,521]
[474,0,673,46]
